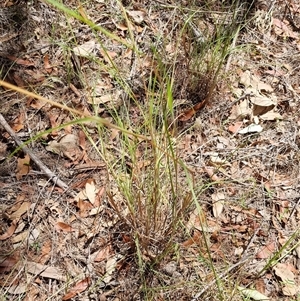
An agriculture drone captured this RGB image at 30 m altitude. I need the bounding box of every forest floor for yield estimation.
[0,0,300,300]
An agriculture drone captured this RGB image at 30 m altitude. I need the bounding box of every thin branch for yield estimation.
[0,113,75,196]
[190,228,259,301]
[190,257,249,301]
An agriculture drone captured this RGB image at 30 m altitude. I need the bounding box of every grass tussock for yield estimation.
[49,0,246,297]
[2,0,299,300]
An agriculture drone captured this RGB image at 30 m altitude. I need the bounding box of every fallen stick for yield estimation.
[0,113,74,195]
[190,228,259,301]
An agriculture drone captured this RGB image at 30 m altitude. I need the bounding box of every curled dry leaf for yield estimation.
[0,141,7,160]
[209,153,229,166]
[260,110,282,121]
[0,255,19,272]
[47,112,59,135]
[94,245,112,262]
[240,70,273,93]
[99,49,118,64]
[252,96,276,116]
[0,219,18,240]
[127,10,146,24]
[89,205,105,216]
[62,277,91,300]
[26,262,66,281]
[77,199,94,217]
[272,18,298,39]
[23,286,39,301]
[178,101,207,121]
[256,241,276,259]
[55,221,75,232]
[16,154,30,180]
[103,256,118,283]
[273,263,297,296]
[38,240,52,264]
[116,21,131,31]
[73,40,96,57]
[11,230,28,244]
[255,278,267,295]
[182,230,202,247]
[9,201,30,219]
[295,245,300,258]
[229,100,251,120]
[46,134,80,161]
[78,130,86,149]
[85,181,97,204]
[238,286,270,300]
[6,55,35,66]
[43,53,52,73]
[251,96,275,107]
[186,207,207,231]
[7,285,27,295]
[211,192,225,217]
[204,166,223,182]
[12,112,25,132]
[48,134,79,153]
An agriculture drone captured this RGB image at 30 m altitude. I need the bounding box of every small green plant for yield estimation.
[30,241,41,254]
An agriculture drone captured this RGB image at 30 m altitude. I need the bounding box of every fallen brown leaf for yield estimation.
[94,245,112,262]
[182,230,202,247]
[273,18,298,39]
[62,277,91,300]
[6,55,35,66]
[73,40,96,58]
[256,241,276,259]
[12,73,26,87]
[23,286,39,301]
[255,278,266,295]
[9,201,30,219]
[43,54,53,73]
[127,9,146,24]
[178,100,207,121]
[204,166,222,182]
[212,192,225,217]
[38,240,52,264]
[77,199,94,217]
[47,112,59,136]
[85,181,97,204]
[78,130,86,149]
[99,49,118,64]
[0,255,18,272]
[55,221,75,232]
[16,154,30,180]
[12,112,25,132]
[228,122,243,134]
[103,256,118,283]
[26,262,66,281]
[0,219,18,240]
[186,207,207,231]
[273,263,297,296]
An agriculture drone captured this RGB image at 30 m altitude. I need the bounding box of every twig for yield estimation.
[0,113,75,196]
[190,228,259,301]
[190,257,249,301]
[288,196,300,221]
